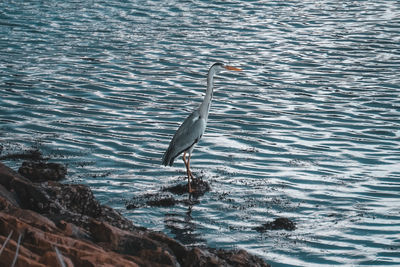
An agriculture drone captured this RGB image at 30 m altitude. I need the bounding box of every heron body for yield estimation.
[162,63,241,192]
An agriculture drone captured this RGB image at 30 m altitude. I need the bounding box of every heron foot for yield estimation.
[188,172,197,193]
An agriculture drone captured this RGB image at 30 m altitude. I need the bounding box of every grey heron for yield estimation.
[162,63,242,193]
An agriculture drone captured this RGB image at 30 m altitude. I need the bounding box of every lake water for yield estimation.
[1,1,400,265]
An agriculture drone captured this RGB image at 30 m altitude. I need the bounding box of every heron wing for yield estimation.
[162,110,206,166]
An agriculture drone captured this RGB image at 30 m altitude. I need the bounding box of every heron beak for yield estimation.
[224,65,242,71]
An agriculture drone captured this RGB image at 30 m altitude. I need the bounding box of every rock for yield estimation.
[18,161,67,182]
[184,248,268,267]
[254,217,296,232]
[0,162,270,266]
[0,163,138,232]
[126,193,177,209]
[213,248,269,267]
[0,208,141,267]
[0,148,44,161]
[39,251,74,267]
[126,177,211,210]
[163,177,211,197]
[0,184,19,207]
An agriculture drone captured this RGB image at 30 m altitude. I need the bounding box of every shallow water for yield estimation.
[1,0,400,265]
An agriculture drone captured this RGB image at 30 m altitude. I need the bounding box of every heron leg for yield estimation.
[182,152,192,193]
[187,154,195,180]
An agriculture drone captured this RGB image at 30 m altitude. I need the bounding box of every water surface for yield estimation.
[1,1,400,266]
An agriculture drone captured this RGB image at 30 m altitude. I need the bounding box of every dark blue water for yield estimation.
[1,1,400,265]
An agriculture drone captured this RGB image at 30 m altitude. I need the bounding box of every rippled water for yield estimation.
[1,1,400,265]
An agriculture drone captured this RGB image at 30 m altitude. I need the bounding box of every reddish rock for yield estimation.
[0,162,270,267]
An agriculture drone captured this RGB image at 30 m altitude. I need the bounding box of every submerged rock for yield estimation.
[126,193,177,209]
[0,162,270,266]
[0,148,44,161]
[254,217,296,232]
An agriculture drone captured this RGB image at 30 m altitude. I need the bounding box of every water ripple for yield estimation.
[1,0,400,265]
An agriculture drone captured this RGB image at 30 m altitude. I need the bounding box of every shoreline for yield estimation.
[0,160,270,266]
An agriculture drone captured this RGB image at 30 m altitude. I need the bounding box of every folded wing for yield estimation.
[162,110,206,166]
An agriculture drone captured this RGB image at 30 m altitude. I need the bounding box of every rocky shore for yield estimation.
[0,161,270,266]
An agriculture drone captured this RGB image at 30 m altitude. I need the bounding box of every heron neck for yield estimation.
[199,71,215,120]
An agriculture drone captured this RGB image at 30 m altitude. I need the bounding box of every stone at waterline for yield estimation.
[162,177,211,197]
[18,161,67,182]
[126,193,177,209]
[254,217,296,232]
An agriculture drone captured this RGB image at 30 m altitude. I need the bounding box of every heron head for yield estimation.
[210,62,242,74]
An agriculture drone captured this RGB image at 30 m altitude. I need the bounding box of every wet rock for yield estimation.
[182,247,268,267]
[0,148,44,161]
[18,161,67,182]
[254,217,296,232]
[163,177,211,197]
[212,248,269,267]
[0,162,270,266]
[127,178,210,210]
[0,162,141,232]
[126,192,200,210]
[126,193,177,209]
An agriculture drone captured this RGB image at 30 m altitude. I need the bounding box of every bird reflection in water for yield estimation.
[164,199,207,246]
